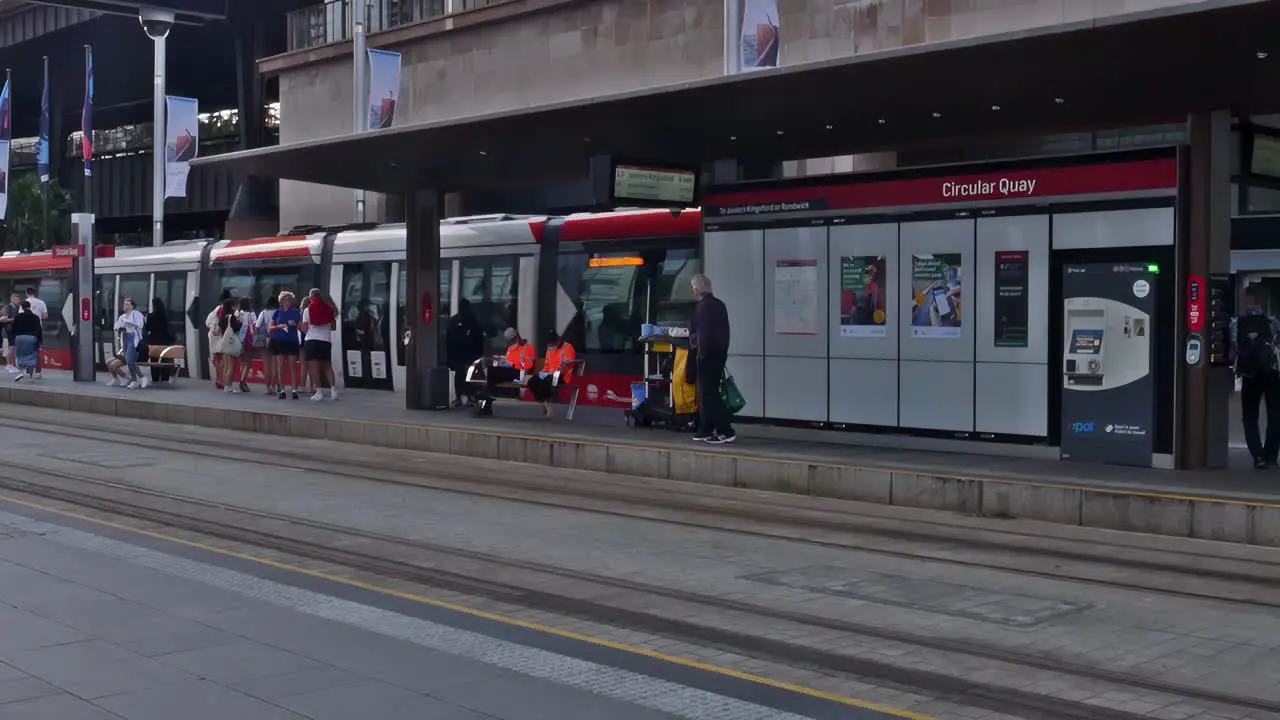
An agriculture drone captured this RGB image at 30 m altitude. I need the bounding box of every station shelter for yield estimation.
[193,0,1280,470]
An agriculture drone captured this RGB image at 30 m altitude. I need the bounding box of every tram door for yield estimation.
[340,263,393,390]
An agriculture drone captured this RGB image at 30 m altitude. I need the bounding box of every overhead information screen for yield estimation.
[612,163,697,207]
[1071,328,1103,354]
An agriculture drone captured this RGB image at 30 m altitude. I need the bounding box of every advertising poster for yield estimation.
[346,350,363,378]
[367,49,401,130]
[164,96,198,199]
[774,258,818,335]
[370,351,387,379]
[994,251,1030,347]
[911,253,962,338]
[839,255,887,337]
[739,0,780,71]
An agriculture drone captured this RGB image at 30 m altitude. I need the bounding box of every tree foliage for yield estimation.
[0,174,75,253]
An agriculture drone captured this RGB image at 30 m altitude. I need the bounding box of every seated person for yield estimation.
[527,331,576,417]
[476,327,536,416]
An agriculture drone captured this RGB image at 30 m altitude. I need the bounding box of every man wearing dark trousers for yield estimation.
[689,274,735,444]
[1233,286,1280,469]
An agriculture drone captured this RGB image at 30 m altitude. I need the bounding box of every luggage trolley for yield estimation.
[624,325,699,430]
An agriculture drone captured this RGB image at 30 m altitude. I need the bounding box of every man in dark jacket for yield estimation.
[689,274,735,443]
[446,298,485,407]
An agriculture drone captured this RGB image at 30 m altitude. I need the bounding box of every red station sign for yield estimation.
[1187,275,1205,333]
[52,245,85,258]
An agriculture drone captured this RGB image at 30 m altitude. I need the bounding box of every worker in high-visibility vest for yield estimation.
[528,331,577,417]
[477,327,535,416]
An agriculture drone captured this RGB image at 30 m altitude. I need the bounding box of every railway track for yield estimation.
[0,459,1277,720]
[7,408,1280,612]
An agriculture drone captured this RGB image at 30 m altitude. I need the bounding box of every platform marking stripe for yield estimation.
[0,508,910,720]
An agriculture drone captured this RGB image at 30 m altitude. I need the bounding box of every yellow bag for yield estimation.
[672,346,698,415]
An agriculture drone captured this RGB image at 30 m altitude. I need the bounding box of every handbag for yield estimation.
[218,327,243,357]
[721,370,746,415]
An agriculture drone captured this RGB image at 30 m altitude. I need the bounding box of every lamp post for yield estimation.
[140,7,174,247]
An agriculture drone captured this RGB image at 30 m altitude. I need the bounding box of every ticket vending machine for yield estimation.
[1060,263,1157,466]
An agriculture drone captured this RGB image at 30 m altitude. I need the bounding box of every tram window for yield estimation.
[254,271,303,310]
[94,275,117,346]
[653,249,699,325]
[396,265,407,367]
[118,275,150,314]
[153,272,187,343]
[557,252,643,354]
[37,277,69,343]
[438,264,451,365]
[341,263,390,351]
[459,255,520,354]
[219,273,254,304]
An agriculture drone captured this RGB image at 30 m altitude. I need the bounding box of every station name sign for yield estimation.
[941,177,1036,199]
[51,245,85,258]
[702,157,1178,217]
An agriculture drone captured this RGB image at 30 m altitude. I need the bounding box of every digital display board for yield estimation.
[1070,328,1103,355]
[611,162,697,208]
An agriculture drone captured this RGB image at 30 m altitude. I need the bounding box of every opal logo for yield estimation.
[1071,421,1095,434]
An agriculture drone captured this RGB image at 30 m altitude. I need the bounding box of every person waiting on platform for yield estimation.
[445,298,485,408]
[475,327,535,417]
[526,331,577,417]
[1233,285,1280,468]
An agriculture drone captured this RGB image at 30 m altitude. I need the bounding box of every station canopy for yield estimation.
[26,0,226,23]
[195,0,1280,194]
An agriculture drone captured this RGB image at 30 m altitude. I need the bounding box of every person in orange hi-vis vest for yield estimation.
[528,331,576,417]
[476,327,535,417]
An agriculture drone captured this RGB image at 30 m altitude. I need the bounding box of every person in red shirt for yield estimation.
[477,327,534,416]
[527,331,577,417]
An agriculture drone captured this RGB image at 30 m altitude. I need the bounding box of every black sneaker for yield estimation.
[706,433,737,445]
[278,391,286,399]
[1255,457,1269,469]
[291,391,300,400]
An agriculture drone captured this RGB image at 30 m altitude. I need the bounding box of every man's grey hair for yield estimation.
[691,274,713,295]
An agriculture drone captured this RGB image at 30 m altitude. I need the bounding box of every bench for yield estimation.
[465,356,586,420]
[136,345,186,383]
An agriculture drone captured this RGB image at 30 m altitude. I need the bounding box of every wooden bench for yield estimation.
[465,356,586,419]
[136,345,186,383]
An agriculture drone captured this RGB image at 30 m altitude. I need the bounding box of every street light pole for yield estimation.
[140,7,174,247]
[352,0,369,223]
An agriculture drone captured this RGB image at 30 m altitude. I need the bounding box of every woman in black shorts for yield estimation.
[300,288,337,402]
[268,291,303,399]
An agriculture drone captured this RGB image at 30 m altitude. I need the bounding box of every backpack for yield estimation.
[1237,314,1280,379]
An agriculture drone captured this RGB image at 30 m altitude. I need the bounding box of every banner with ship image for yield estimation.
[739,0,780,71]
[368,49,401,130]
[164,95,198,199]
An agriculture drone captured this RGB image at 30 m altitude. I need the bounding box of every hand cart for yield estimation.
[624,333,699,430]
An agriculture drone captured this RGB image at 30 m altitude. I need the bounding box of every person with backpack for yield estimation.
[1232,286,1280,469]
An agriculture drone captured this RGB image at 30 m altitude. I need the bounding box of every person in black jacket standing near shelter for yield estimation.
[689,274,735,444]
[446,298,486,407]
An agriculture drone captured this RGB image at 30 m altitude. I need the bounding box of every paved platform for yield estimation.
[3,372,1279,546]
[0,499,907,720]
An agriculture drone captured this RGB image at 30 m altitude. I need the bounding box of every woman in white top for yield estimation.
[300,288,338,401]
[113,297,147,388]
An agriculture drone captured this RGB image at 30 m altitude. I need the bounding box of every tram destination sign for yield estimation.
[52,245,85,258]
[611,162,698,208]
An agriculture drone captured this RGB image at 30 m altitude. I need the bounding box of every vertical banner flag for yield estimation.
[38,57,50,183]
[739,0,780,71]
[83,46,93,178]
[164,96,198,198]
[0,71,11,221]
[366,49,401,130]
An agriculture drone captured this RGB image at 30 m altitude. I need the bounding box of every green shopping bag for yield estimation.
[722,371,746,415]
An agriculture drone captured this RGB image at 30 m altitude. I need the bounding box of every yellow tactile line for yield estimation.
[20,387,1280,512]
[0,492,937,720]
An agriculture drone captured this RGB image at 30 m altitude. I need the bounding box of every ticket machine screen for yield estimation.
[1071,329,1103,355]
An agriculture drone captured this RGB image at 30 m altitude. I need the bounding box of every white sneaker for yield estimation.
[104,378,119,387]
[32,372,42,380]
[311,391,324,402]
[127,381,140,389]
[328,388,338,401]
[139,376,150,389]
[6,366,17,375]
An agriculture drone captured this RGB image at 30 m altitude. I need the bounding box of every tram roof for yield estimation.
[195,0,1280,194]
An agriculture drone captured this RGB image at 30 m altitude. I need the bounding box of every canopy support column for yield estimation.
[405,188,447,410]
[1180,110,1233,469]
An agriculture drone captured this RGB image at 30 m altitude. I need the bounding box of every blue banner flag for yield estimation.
[82,46,93,178]
[367,49,401,130]
[38,57,50,184]
[0,72,11,142]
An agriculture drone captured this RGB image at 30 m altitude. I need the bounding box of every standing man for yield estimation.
[689,274,735,444]
[0,293,20,375]
[24,288,47,379]
[1232,286,1280,469]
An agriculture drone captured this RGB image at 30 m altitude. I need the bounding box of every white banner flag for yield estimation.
[367,49,401,130]
[164,96,198,199]
[738,0,780,72]
[0,140,9,221]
